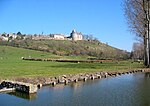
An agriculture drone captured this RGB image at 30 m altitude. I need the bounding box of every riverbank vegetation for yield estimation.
[0,46,144,79]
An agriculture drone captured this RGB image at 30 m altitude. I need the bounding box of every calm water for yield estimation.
[0,73,150,106]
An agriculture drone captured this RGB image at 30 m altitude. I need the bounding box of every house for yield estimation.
[0,36,9,41]
[53,34,65,40]
[0,29,84,41]
[9,33,18,40]
[32,35,52,40]
[0,33,18,41]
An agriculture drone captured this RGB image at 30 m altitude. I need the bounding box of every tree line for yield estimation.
[124,0,150,67]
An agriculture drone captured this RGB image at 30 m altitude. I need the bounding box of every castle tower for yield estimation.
[70,29,83,41]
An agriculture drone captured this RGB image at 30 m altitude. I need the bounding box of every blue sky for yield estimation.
[0,0,135,51]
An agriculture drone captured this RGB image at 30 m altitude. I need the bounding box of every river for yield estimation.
[0,72,150,106]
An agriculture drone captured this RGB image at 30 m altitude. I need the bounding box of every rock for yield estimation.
[65,80,68,85]
[83,77,87,81]
[62,75,67,78]
[74,79,78,83]
[37,84,42,89]
[97,75,101,79]
[118,73,121,75]
[91,76,95,80]
[52,82,56,86]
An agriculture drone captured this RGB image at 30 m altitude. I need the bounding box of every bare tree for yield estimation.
[124,0,150,67]
[83,34,95,41]
[132,42,144,60]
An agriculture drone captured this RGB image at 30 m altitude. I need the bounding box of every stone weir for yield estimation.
[28,69,145,87]
[0,80,37,94]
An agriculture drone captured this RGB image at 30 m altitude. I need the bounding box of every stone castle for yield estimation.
[70,29,83,41]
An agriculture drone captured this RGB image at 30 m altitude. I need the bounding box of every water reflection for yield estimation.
[52,84,65,90]
[8,91,37,100]
[70,80,100,91]
[145,72,150,78]
[0,73,150,106]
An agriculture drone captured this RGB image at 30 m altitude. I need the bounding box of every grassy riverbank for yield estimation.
[0,46,144,79]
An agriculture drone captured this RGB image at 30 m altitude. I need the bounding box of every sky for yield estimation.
[0,0,135,51]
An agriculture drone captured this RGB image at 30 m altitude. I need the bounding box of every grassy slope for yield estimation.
[7,39,128,59]
[0,46,143,79]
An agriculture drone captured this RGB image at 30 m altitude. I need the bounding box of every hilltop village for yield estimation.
[0,29,83,41]
[0,29,130,60]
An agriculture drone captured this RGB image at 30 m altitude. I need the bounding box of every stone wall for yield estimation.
[0,80,37,94]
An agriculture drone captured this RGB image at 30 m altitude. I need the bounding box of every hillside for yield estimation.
[0,39,129,59]
[0,46,142,78]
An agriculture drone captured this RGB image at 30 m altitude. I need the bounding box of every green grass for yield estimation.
[5,39,129,59]
[0,46,144,79]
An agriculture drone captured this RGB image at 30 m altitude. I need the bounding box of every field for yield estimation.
[0,46,144,79]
